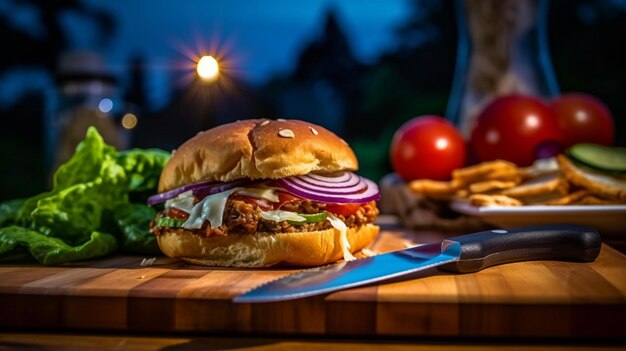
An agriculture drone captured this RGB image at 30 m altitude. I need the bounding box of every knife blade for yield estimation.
[232,224,601,303]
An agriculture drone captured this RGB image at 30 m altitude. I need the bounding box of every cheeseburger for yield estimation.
[148,119,380,267]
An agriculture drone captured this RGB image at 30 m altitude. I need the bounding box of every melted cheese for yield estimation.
[182,188,238,229]
[164,190,195,213]
[236,187,279,202]
[326,213,356,262]
[260,210,306,223]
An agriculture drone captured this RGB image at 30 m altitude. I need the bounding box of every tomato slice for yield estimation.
[325,203,361,217]
[232,196,274,211]
[275,192,303,209]
[168,207,189,219]
[277,192,300,204]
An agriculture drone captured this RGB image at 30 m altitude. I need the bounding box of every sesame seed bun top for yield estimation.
[157,119,358,192]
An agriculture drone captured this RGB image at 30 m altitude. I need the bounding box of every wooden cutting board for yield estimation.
[1,227,625,339]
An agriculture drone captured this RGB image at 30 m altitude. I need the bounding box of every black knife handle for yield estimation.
[439,224,601,273]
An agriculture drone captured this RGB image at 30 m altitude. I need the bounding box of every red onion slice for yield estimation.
[294,172,361,188]
[193,178,261,199]
[307,172,352,183]
[148,172,380,206]
[147,178,258,206]
[282,176,367,195]
[147,180,217,206]
[277,174,380,203]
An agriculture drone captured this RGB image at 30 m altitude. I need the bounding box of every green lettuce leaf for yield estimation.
[17,127,128,244]
[0,226,117,265]
[117,148,170,192]
[113,203,160,255]
[17,191,54,224]
[29,179,127,244]
[1,127,169,264]
[53,127,119,190]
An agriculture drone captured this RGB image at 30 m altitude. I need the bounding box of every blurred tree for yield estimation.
[0,90,46,200]
[350,0,456,181]
[292,9,363,133]
[294,9,362,95]
[0,0,115,199]
[124,54,148,114]
[0,0,114,74]
[124,55,147,122]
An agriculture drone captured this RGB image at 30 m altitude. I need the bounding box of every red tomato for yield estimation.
[470,95,564,166]
[551,93,614,147]
[275,192,303,210]
[325,203,361,217]
[167,207,189,219]
[390,115,466,181]
[277,192,300,205]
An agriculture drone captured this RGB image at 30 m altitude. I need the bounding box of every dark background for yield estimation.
[1,0,625,200]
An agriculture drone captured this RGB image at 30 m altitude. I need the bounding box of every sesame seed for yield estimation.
[278,129,295,138]
[260,120,270,126]
[309,127,319,135]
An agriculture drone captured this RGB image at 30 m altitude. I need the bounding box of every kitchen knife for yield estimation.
[232,224,601,303]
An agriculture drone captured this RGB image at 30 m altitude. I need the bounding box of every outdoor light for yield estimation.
[197,55,219,81]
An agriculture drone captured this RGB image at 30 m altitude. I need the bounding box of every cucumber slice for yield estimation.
[287,212,327,225]
[156,216,186,228]
[299,212,327,223]
[568,143,626,173]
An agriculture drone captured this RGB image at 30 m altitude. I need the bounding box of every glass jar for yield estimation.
[445,0,560,136]
[45,51,130,173]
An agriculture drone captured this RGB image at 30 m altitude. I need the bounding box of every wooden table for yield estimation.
[1,332,625,351]
[1,221,625,349]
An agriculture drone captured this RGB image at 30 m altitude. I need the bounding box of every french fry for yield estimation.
[407,155,626,207]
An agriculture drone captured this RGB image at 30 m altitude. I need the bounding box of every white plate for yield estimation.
[450,202,626,235]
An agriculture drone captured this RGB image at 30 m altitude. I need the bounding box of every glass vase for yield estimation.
[445,0,560,136]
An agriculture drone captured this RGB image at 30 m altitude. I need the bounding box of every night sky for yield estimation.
[44,0,409,110]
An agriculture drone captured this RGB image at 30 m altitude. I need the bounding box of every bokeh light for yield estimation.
[121,113,138,129]
[98,98,113,113]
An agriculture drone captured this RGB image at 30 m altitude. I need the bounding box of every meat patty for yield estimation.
[151,199,378,238]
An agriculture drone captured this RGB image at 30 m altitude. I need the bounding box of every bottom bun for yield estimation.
[156,224,380,267]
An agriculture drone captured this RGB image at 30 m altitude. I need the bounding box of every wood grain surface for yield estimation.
[1,228,625,339]
[1,332,624,351]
